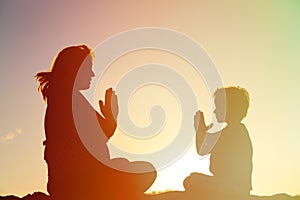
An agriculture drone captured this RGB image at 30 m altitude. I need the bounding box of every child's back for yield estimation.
[210,123,253,194]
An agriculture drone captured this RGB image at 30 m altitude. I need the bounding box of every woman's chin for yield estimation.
[74,84,91,91]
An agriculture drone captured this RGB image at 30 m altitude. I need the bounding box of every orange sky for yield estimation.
[0,0,300,197]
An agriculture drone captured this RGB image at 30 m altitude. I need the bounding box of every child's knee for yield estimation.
[183,175,193,190]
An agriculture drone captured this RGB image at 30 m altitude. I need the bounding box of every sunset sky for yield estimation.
[0,0,300,197]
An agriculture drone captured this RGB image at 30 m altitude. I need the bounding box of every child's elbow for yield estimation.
[198,152,208,156]
[197,149,210,156]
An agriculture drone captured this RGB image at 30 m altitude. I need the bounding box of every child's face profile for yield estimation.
[213,95,226,123]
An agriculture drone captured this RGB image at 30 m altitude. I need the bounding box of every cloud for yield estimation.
[15,128,23,134]
[0,132,15,143]
[0,128,23,143]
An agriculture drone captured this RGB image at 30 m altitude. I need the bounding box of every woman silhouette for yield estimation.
[36,45,156,200]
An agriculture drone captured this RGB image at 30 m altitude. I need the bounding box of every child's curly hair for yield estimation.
[214,86,250,121]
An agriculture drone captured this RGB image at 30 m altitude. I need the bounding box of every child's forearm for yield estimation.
[196,130,207,155]
[197,130,221,155]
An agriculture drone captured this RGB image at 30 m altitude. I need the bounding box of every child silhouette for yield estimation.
[184,86,253,200]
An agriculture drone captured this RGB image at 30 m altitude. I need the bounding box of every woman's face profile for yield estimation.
[74,54,95,90]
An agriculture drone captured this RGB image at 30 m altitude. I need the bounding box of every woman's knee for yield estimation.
[130,161,156,173]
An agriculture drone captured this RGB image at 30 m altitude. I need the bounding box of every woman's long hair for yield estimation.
[35,45,93,102]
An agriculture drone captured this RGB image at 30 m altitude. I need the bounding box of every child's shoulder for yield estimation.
[223,123,249,134]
